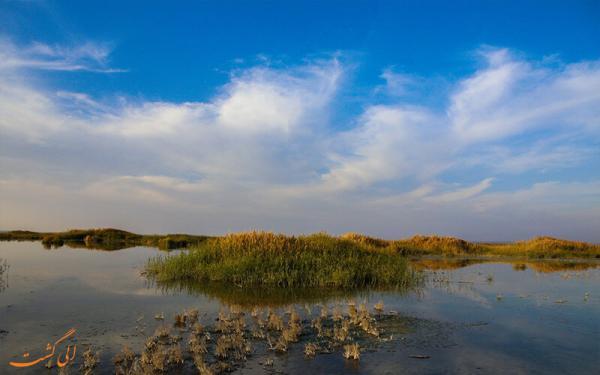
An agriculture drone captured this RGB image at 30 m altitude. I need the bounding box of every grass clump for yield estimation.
[145,231,419,289]
[343,343,360,360]
[483,237,600,258]
[341,233,599,259]
[391,235,480,255]
[340,232,390,248]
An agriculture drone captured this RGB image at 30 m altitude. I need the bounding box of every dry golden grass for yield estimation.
[340,232,390,248]
[483,237,600,258]
[304,342,318,357]
[341,233,599,258]
[4,227,595,258]
[343,343,360,360]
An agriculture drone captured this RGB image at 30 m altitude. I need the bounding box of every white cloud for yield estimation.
[1,43,599,241]
[378,68,415,96]
[0,75,67,140]
[449,48,600,143]
[217,63,340,134]
[319,105,445,191]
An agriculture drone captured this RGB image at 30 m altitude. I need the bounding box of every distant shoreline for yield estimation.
[1,228,598,259]
[0,228,211,250]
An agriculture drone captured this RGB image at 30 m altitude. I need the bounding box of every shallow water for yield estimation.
[0,242,598,374]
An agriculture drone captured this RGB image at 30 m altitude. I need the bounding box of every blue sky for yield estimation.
[1,1,599,241]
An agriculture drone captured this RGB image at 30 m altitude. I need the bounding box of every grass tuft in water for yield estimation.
[145,231,420,289]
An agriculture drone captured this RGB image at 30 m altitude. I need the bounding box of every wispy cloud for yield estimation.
[377,68,415,96]
[424,178,494,204]
[0,38,126,73]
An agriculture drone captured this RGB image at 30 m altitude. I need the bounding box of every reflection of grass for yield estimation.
[146,232,421,289]
[525,261,599,273]
[410,258,487,270]
[513,263,528,271]
[151,278,376,308]
[410,257,599,273]
[61,240,138,251]
[152,277,421,308]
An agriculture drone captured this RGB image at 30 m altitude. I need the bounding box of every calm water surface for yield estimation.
[0,242,598,374]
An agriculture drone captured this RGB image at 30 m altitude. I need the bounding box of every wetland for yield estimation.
[0,232,598,374]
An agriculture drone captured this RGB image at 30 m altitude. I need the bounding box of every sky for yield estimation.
[0,1,599,241]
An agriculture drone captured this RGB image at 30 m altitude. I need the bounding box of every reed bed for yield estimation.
[3,228,596,258]
[145,232,420,289]
[343,233,599,258]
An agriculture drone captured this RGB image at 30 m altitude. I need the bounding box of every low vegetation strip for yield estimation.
[341,233,600,258]
[0,228,211,250]
[145,232,421,288]
[1,228,598,258]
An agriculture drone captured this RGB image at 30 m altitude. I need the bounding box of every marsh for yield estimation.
[0,240,598,374]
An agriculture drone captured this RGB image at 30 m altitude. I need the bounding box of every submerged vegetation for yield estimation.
[111,302,408,374]
[146,232,420,289]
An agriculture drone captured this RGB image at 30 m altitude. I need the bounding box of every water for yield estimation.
[0,242,598,374]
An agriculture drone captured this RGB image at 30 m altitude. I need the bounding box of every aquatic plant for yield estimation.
[332,305,343,321]
[188,335,208,355]
[146,231,420,289]
[267,309,284,331]
[185,308,199,324]
[268,334,289,353]
[108,302,411,373]
[304,342,318,357]
[81,347,99,375]
[343,343,360,360]
[173,312,187,328]
[113,346,136,374]
[154,312,165,320]
[333,319,351,342]
[155,326,169,339]
[320,305,328,318]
